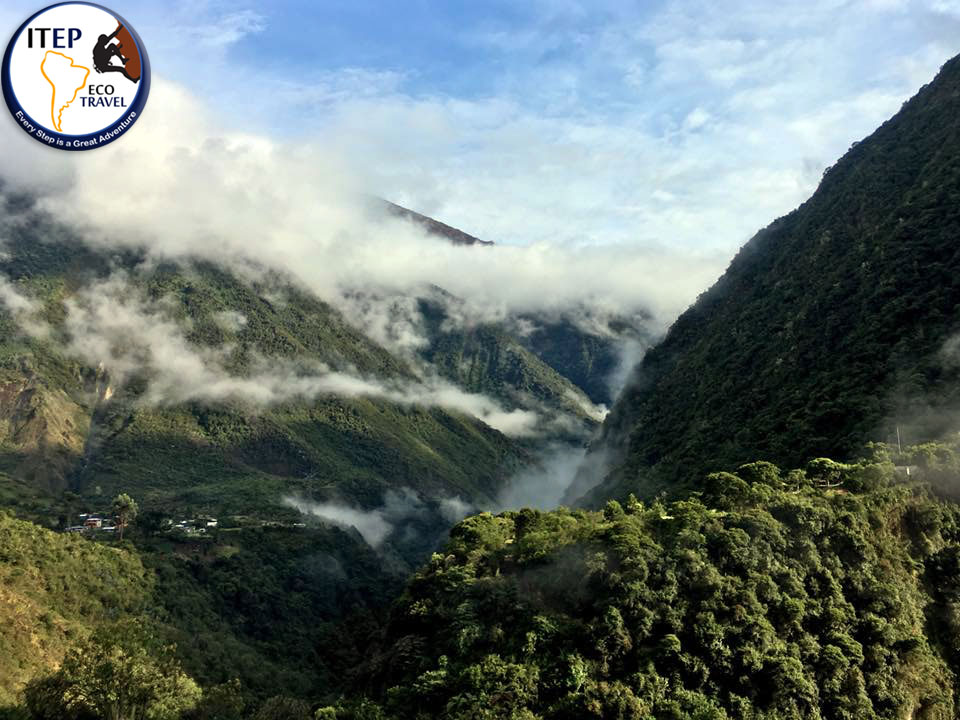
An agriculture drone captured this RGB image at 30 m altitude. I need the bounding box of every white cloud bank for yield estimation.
[0,276,38,315]
[0,78,724,335]
[283,495,393,547]
[283,487,473,547]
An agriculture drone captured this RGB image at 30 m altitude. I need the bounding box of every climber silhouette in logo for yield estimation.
[92,24,140,83]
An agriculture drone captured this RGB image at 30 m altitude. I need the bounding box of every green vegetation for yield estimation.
[137,261,413,381]
[0,502,400,710]
[416,295,650,414]
[587,54,960,504]
[24,622,201,720]
[340,455,960,719]
[72,395,525,517]
[0,511,150,705]
[0,190,623,716]
[112,494,138,541]
[10,447,960,719]
[514,313,652,407]
[0,218,535,524]
[143,522,399,699]
[417,296,601,440]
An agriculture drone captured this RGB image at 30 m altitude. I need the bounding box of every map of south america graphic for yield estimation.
[40,50,89,131]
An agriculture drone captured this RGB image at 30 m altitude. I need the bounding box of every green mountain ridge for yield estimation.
[0,192,623,522]
[577,54,960,505]
[0,192,642,710]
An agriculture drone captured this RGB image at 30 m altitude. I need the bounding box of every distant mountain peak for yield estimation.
[371,198,494,246]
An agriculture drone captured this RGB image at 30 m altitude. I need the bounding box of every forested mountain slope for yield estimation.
[580,55,960,504]
[0,217,521,514]
[341,447,960,720]
[0,190,641,710]
[0,511,150,705]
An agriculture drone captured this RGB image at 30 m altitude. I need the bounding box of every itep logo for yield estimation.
[1,2,150,150]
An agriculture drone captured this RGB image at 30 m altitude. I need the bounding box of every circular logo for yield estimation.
[1,2,149,150]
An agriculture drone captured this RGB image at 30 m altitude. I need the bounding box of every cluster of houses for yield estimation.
[165,517,219,536]
[64,514,219,536]
[63,513,310,538]
[64,513,116,533]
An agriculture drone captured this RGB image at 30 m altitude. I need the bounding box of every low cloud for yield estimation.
[1,0,954,357]
[606,337,649,399]
[563,389,608,423]
[283,495,392,547]
[0,80,717,424]
[213,309,248,332]
[0,276,49,338]
[439,496,473,523]
[338,291,430,356]
[873,329,960,450]
[0,276,39,315]
[58,274,541,435]
[562,444,618,507]
[498,443,589,510]
[284,487,473,547]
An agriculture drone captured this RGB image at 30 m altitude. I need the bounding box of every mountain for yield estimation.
[0,501,403,705]
[0,189,649,706]
[374,199,494,246]
[415,291,605,440]
[369,199,649,409]
[512,310,654,407]
[0,211,523,514]
[0,191,649,527]
[575,55,960,505]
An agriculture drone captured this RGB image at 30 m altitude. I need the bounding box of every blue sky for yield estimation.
[3,0,960,253]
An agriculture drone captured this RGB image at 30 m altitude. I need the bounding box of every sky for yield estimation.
[1,0,959,256]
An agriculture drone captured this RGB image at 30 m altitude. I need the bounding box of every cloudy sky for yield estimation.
[1,0,958,253]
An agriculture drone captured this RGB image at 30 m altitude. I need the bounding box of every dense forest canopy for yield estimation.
[330,444,960,719]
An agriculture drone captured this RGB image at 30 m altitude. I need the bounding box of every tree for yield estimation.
[185,679,246,720]
[736,461,782,488]
[111,494,139,541]
[61,491,83,530]
[444,655,538,720]
[23,622,200,720]
[805,458,852,488]
[702,472,750,510]
[252,696,311,720]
